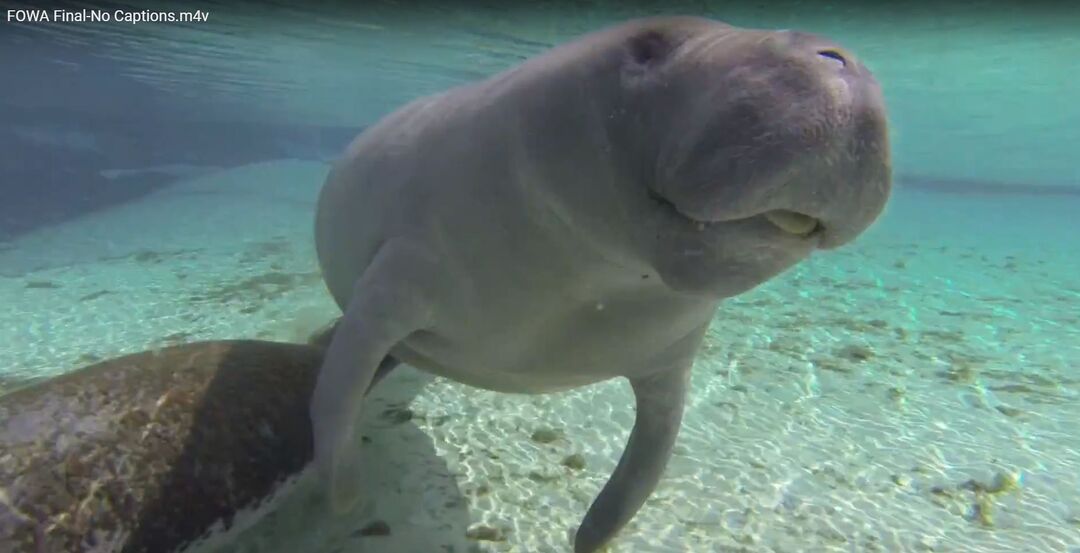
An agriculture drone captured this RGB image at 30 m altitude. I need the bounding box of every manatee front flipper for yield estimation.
[310,239,437,513]
[574,367,691,553]
[366,355,401,395]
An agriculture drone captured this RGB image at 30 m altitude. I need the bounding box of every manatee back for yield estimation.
[0,340,324,553]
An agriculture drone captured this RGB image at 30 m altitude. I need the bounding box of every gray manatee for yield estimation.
[311,15,892,553]
[0,340,326,553]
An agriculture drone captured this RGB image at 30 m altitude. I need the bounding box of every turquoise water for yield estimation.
[1,2,1078,552]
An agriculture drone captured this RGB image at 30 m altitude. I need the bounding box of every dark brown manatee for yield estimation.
[0,340,328,553]
[311,15,891,553]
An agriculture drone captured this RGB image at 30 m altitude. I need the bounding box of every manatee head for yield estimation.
[610,18,892,298]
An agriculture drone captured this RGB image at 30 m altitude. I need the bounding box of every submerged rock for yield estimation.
[562,453,587,470]
[357,520,392,537]
[466,522,510,542]
[836,344,874,362]
[530,427,563,444]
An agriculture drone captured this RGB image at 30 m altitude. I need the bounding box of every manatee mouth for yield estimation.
[762,210,821,236]
[649,190,822,237]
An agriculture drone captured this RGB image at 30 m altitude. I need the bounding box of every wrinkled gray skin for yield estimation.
[312,16,891,553]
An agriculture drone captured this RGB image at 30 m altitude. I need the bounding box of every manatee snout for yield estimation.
[778,30,892,250]
[635,23,891,297]
[674,29,890,239]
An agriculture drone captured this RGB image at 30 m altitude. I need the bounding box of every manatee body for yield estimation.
[312,16,892,552]
[0,340,325,553]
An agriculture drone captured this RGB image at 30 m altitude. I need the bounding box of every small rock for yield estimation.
[530,428,562,444]
[914,536,938,551]
[79,290,112,302]
[943,362,977,384]
[891,474,911,488]
[837,344,874,362]
[466,522,509,542]
[813,357,853,373]
[987,471,1021,494]
[528,466,561,482]
[995,405,1024,418]
[971,494,995,527]
[562,453,587,470]
[355,520,391,537]
[960,471,1020,496]
[25,280,59,289]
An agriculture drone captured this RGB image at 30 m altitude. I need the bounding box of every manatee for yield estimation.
[0,340,327,553]
[311,16,891,552]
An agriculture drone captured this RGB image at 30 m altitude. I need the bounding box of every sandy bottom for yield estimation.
[1,160,1078,552]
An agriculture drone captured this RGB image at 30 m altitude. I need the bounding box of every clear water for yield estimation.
[1,2,1078,552]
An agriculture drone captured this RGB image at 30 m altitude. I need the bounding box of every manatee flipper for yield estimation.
[308,318,399,396]
[310,239,436,513]
[315,317,403,395]
[574,367,691,553]
[366,355,400,395]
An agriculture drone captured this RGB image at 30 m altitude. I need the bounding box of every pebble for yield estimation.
[531,428,562,444]
[356,520,391,537]
[837,344,875,361]
[466,522,510,542]
[562,453,587,470]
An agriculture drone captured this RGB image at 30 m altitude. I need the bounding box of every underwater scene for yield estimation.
[1,1,1078,552]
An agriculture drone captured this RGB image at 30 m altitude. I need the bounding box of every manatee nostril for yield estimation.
[816,49,847,68]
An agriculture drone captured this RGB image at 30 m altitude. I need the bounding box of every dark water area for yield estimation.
[0,2,358,239]
[2,0,1077,235]
[0,105,358,239]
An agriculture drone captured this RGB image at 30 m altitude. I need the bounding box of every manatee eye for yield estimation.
[629,31,668,65]
[816,49,847,68]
